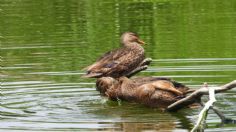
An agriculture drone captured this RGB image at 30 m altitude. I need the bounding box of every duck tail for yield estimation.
[82,65,91,71]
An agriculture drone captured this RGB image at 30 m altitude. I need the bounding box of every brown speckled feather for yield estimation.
[96,76,193,108]
[84,43,145,78]
[83,32,145,78]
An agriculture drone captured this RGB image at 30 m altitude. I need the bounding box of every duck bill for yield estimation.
[137,39,145,45]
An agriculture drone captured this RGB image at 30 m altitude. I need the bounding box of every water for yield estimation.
[1,0,236,131]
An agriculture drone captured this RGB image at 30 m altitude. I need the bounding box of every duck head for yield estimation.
[96,77,116,95]
[120,32,145,46]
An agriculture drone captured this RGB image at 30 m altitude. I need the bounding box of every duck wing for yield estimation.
[133,77,171,86]
[84,48,120,71]
[101,47,145,77]
[83,46,144,78]
[83,48,128,77]
[151,80,183,95]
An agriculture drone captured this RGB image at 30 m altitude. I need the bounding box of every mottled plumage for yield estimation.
[83,32,145,78]
[96,77,193,108]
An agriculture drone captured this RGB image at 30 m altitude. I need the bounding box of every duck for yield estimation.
[83,32,145,78]
[96,76,194,108]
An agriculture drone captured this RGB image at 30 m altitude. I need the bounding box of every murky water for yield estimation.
[1,0,236,131]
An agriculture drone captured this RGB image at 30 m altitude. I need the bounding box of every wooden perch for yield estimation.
[126,65,148,78]
[167,80,236,111]
[126,58,152,78]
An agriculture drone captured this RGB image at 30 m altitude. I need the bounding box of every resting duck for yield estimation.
[83,32,145,78]
[96,76,193,108]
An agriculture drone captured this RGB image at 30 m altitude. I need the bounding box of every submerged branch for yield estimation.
[191,87,216,132]
[167,80,236,111]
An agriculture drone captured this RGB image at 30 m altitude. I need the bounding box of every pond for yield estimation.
[1,0,236,131]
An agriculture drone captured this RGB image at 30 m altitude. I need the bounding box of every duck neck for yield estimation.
[124,42,143,50]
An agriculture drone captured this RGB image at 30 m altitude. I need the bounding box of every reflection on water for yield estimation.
[1,0,236,131]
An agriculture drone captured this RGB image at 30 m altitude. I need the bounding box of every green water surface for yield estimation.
[1,0,236,131]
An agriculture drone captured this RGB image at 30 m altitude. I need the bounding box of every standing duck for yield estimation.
[83,32,145,78]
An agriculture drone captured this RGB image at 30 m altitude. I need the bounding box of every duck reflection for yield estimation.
[93,107,193,131]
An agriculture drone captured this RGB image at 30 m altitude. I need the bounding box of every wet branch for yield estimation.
[167,80,236,111]
[126,58,152,78]
[191,87,216,132]
[126,66,148,78]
